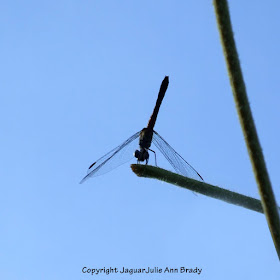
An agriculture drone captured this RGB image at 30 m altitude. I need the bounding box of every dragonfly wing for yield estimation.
[152,131,203,181]
[80,131,141,183]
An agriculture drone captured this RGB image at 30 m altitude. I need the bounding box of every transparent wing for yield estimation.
[80,131,141,183]
[152,131,203,181]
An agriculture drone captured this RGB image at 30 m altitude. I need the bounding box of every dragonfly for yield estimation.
[80,76,203,184]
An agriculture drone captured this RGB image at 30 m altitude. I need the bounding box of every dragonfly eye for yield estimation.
[134,149,149,162]
[134,149,141,160]
[143,150,149,160]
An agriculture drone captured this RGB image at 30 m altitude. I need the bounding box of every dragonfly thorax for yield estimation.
[139,128,153,149]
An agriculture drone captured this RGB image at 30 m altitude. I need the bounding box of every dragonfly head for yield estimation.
[134,148,149,163]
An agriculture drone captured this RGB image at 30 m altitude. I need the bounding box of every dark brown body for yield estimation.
[134,76,169,163]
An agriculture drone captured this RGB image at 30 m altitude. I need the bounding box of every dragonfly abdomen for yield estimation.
[147,76,169,130]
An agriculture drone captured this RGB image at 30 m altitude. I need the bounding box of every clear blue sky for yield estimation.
[1,1,280,279]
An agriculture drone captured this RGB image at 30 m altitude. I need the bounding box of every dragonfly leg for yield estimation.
[148,148,157,166]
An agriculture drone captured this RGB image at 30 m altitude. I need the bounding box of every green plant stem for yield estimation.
[213,0,280,258]
[131,165,280,215]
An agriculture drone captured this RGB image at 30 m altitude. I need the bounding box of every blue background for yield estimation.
[1,1,280,279]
